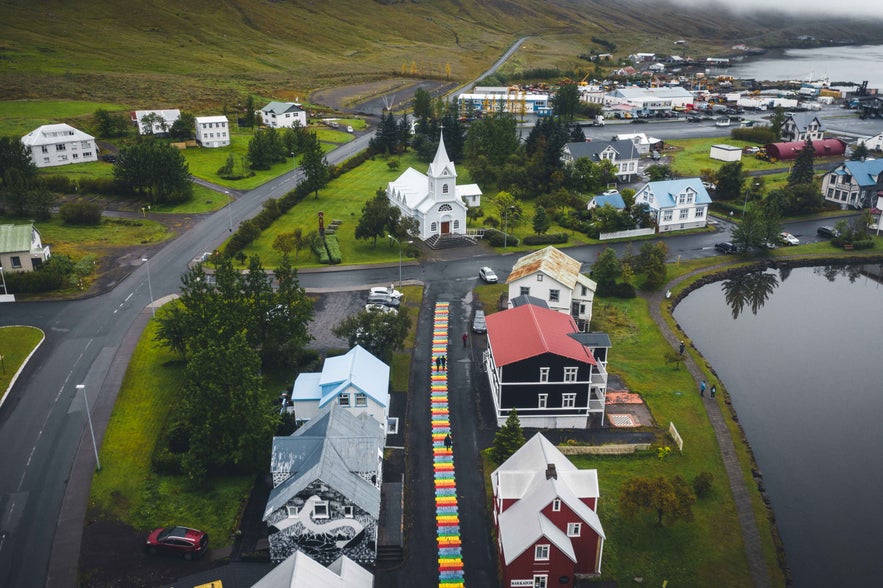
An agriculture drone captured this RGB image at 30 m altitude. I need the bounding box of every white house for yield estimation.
[780,112,825,143]
[252,551,373,588]
[259,101,308,129]
[194,115,230,148]
[290,345,390,432]
[858,132,883,152]
[387,132,480,242]
[506,246,597,331]
[21,124,98,168]
[562,140,640,183]
[610,132,663,155]
[0,224,51,272]
[132,109,181,135]
[634,178,712,233]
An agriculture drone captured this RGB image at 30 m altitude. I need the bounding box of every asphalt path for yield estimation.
[0,102,866,587]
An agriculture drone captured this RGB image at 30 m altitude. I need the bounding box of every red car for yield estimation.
[145,526,209,560]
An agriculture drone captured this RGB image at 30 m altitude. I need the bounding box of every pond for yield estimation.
[674,264,883,588]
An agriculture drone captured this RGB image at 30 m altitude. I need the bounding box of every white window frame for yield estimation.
[355,392,368,407]
[539,367,550,383]
[567,522,582,537]
[552,498,561,512]
[679,208,689,220]
[313,501,329,519]
[344,506,354,518]
[339,393,350,406]
[538,393,548,409]
[562,393,576,408]
[534,575,548,588]
[549,289,560,302]
[564,367,578,382]
[286,506,299,518]
[537,274,544,282]
[534,544,550,561]
[387,417,399,434]
[520,286,530,297]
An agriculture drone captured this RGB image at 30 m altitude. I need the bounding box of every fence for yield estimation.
[599,227,655,241]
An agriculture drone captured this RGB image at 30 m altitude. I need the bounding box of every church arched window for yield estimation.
[453,220,460,229]
[442,184,449,194]
[431,222,437,231]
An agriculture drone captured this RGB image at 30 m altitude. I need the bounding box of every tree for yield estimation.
[243,95,257,128]
[247,127,286,170]
[179,331,277,482]
[532,205,551,234]
[552,83,580,121]
[0,136,37,181]
[412,88,433,121]
[769,106,786,140]
[636,241,668,289]
[370,111,400,155]
[619,475,696,527]
[592,247,622,290]
[851,142,870,161]
[788,138,816,186]
[300,133,330,198]
[139,112,167,135]
[333,307,412,362]
[715,161,744,200]
[492,409,526,463]
[644,164,674,181]
[113,140,193,204]
[356,188,401,245]
[464,113,520,168]
[92,109,129,138]
[732,202,781,252]
[170,111,196,140]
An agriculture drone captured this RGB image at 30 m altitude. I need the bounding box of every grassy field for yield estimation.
[89,316,252,547]
[0,100,127,136]
[0,326,45,399]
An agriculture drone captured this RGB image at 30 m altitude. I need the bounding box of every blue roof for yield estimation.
[592,193,626,209]
[290,345,389,408]
[637,179,712,209]
[841,160,883,187]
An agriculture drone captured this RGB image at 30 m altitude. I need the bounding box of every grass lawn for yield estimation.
[0,326,45,398]
[667,137,782,177]
[89,316,253,547]
[390,285,424,393]
[0,100,127,136]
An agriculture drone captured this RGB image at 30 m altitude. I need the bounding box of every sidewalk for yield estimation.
[647,269,772,588]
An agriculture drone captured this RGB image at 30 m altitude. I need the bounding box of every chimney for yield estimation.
[545,463,557,480]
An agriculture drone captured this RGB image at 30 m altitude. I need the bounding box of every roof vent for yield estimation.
[546,463,557,480]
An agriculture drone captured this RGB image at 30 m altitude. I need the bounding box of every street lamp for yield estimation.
[503,206,515,249]
[76,384,101,471]
[387,235,413,287]
[141,257,155,317]
[225,190,232,232]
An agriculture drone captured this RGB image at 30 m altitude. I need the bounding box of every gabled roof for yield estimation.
[838,159,883,187]
[486,304,596,367]
[591,193,626,209]
[0,224,37,254]
[636,178,712,210]
[290,345,389,408]
[261,101,304,115]
[565,140,639,162]
[786,112,825,132]
[195,115,228,124]
[253,551,373,588]
[387,167,428,211]
[492,434,604,564]
[264,403,384,519]
[506,246,583,290]
[21,123,94,147]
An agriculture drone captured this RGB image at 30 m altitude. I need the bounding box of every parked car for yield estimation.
[346,125,354,133]
[145,527,208,560]
[715,116,731,127]
[687,115,702,123]
[472,310,487,334]
[369,286,403,299]
[478,266,498,283]
[367,293,401,308]
[602,189,620,195]
[715,242,738,254]
[366,303,398,315]
[779,232,800,246]
[817,225,841,238]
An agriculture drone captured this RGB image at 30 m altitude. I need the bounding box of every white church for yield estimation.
[386,132,481,243]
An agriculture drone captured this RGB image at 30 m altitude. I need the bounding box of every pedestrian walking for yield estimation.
[440,355,446,370]
[700,380,706,397]
[462,332,468,347]
[679,340,685,355]
[710,384,717,398]
[444,433,452,449]
[435,356,441,371]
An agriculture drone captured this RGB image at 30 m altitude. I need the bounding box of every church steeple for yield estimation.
[428,129,456,180]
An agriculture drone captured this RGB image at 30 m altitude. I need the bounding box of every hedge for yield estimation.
[323,234,342,264]
[522,233,569,245]
[59,201,103,225]
[484,228,519,248]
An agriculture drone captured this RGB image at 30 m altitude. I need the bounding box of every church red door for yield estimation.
[441,221,450,234]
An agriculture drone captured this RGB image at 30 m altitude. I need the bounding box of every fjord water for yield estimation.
[726,44,883,88]
[673,265,883,587]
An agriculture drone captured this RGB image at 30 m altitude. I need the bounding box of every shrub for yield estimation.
[523,233,569,245]
[597,281,636,298]
[693,472,715,498]
[59,201,102,225]
[730,126,776,144]
[324,234,342,264]
[484,228,518,248]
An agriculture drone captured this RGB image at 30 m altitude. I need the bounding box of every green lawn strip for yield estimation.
[0,100,127,136]
[667,137,779,177]
[0,326,45,396]
[390,285,424,393]
[152,184,229,214]
[89,317,251,547]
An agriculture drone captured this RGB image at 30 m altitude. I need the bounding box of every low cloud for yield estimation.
[664,0,869,16]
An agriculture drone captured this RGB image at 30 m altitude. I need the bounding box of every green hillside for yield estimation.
[1,0,881,110]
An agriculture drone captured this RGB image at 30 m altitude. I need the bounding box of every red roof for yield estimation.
[486,305,596,367]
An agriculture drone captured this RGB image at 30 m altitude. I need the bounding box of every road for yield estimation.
[0,84,869,588]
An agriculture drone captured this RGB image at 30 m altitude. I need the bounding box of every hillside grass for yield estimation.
[0,326,45,399]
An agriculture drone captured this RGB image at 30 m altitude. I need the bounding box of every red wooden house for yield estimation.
[491,433,605,588]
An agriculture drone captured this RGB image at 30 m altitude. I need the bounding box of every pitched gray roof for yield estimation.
[264,403,384,520]
[510,295,550,309]
[565,140,639,161]
[787,112,825,133]
[567,332,611,348]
